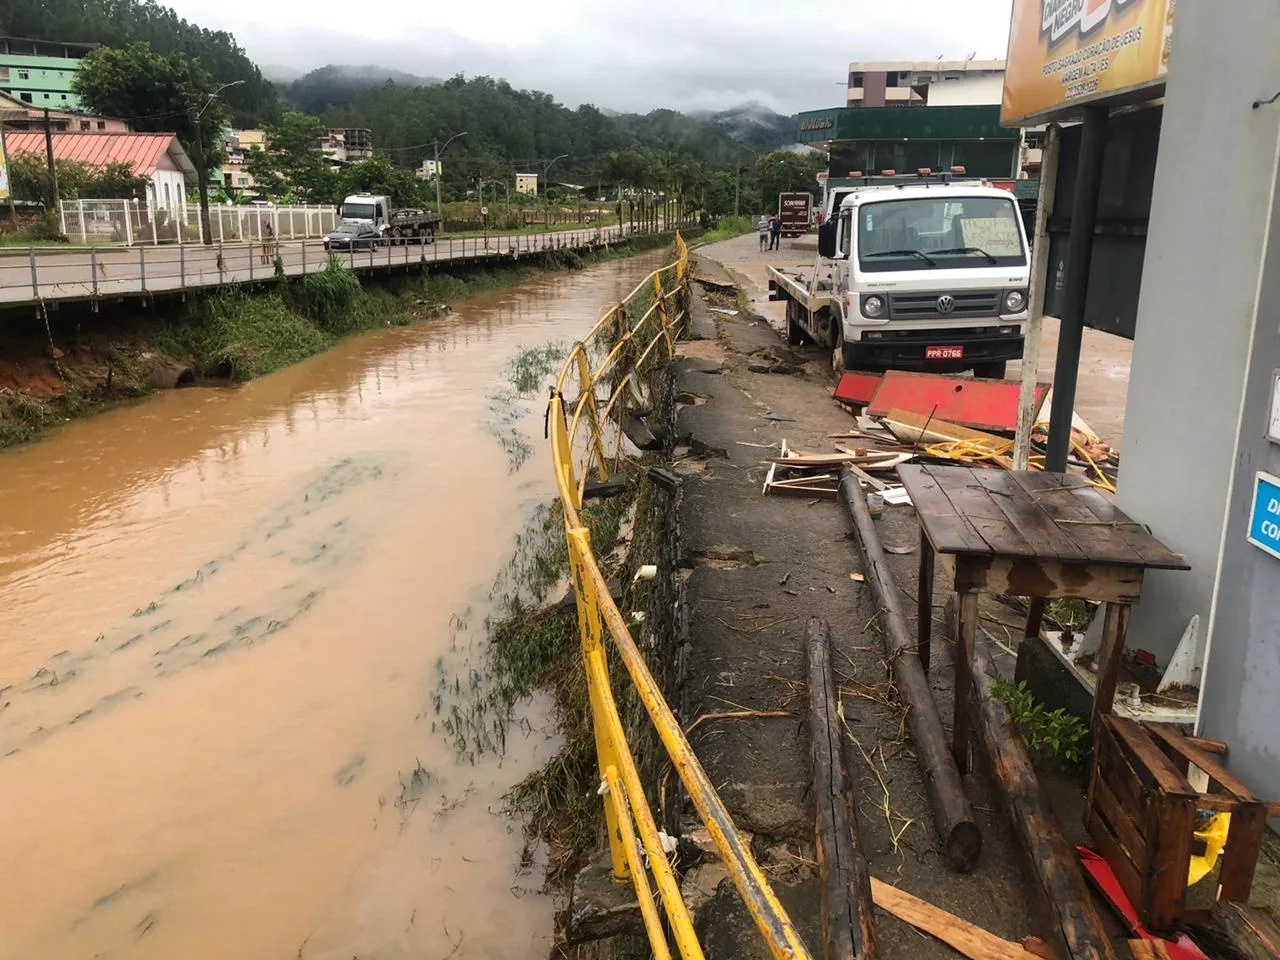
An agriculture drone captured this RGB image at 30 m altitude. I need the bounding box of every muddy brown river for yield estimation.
[0,253,662,959]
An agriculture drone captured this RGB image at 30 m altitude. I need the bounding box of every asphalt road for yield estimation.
[0,224,635,307]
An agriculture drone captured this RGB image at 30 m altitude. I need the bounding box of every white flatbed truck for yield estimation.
[767,181,1032,377]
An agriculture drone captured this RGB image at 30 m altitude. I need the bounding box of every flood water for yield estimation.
[0,253,663,960]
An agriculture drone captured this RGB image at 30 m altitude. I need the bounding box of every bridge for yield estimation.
[0,223,665,309]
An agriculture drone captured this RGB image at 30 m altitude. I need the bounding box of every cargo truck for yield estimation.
[767,181,1031,377]
[339,193,442,244]
[777,192,812,238]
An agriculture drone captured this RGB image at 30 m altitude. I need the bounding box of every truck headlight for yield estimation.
[1003,289,1027,313]
[862,295,885,318]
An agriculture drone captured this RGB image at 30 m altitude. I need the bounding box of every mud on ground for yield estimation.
[672,248,1056,958]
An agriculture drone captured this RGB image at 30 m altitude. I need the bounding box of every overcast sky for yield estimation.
[162,0,1014,114]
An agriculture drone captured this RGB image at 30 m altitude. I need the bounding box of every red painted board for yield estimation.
[833,371,883,406]
[866,370,1049,433]
[1077,847,1211,960]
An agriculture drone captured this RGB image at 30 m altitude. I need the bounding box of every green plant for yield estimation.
[990,678,1090,768]
[287,261,364,333]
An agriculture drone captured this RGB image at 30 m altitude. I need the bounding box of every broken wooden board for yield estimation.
[834,371,884,407]
[867,371,1049,433]
[870,877,1043,960]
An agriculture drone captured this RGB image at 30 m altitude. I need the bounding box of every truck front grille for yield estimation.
[888,290,1001,319]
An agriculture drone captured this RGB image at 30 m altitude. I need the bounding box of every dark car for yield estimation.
[324,222,380,251]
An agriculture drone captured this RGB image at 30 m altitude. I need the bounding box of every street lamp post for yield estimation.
[432,131,468,226]
[189,78,244,245]
[541,153,567,227]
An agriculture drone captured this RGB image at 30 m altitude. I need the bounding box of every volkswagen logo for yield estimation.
[936,295,956,314]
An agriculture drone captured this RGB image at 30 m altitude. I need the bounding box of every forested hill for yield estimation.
[318,76,762,185]
[0,0,278,126]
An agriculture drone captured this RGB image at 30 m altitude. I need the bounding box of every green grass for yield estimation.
[0,392,51,447]
[698,215,755,244]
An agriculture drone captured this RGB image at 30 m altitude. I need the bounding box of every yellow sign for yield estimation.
[0,133,9,201]
[1002,0,1176,125]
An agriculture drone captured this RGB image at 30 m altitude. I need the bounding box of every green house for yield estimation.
[0,37,97,111]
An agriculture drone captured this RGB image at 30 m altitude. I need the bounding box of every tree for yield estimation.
[244,112,334,203]
[8,155,149,203]
[333,155,427,207]
[754,150,825,214]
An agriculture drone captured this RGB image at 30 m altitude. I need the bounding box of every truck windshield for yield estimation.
[857,196,1025,272]
[341,203,375,220]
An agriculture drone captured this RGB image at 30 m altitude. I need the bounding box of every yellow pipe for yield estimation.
[604,766,675,960]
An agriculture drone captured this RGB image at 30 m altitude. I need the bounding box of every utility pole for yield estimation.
[42,108,58,211]
[734,166,741,217]
[187,73,243,245]
[432,131,468,226]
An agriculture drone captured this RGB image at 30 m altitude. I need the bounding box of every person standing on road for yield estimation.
[769,216,782,251]
[260,221,275,266]
[758,217,769,251]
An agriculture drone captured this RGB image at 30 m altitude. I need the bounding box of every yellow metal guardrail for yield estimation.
[547,234,814,960]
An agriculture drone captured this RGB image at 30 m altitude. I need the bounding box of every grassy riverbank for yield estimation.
[0,230,696,449]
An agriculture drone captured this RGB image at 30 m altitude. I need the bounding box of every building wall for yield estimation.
[0,55,83,109]
[1115,0,1280,799]
[926,73,1006,107]
[515,174,537,195]
[150,169,187,209]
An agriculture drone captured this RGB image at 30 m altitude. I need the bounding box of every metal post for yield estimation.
[28,247,37,299]
[91,247,98,298]
[1013,124,1061,471]
[302,236,307,274]
[1045,107,1107,473]
[78,198,86,244]
[139,246,146,293]
[217,205,223,243]
[179,243,185,290]
[148,195,158,246]
[59,199,67,237]
[124,204,133,247]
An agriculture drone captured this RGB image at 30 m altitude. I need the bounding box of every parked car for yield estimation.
[324,222,380,251]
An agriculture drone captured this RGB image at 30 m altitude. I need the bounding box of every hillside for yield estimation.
[0,0,278,126]
[278,65,442,114]
[692,103,799,151]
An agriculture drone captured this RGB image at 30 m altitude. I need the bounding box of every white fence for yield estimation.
[58,200,340,247]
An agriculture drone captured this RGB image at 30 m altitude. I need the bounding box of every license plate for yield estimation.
[926,346,964,360]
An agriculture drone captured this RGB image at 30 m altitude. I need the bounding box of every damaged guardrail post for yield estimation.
[837,468,982,872]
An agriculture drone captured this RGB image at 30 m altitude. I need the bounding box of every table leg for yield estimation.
[1091,602,1131,734]
[954,592,978,774]
[917,530,934,673]
[1024,597,1046,640]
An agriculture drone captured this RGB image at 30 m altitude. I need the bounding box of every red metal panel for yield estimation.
[866,370,1048,433]
[1077,848,1210,960]
[5,131,173,176]
[833,371,882,406]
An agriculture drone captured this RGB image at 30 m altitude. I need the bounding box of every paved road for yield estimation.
[0,224,645,308]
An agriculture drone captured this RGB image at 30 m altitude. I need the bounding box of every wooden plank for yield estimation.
[953,558,1144,604]
[1063,484,1188,571]
[1095,722,1149,822]
[866,370,1048,432]
[1143,723,1260,803]
[838,470,982,871]
[1109,717,1196,799]
[898,464,992,558]
[972,643,1119,960]
[1087,810,1145,915]
[918,531,935,674]
[955,592,979,774]
[882,408,1012,445]
[1191,902,1280,960]
[932,467,1045,560]
[1126,940,1173,960]
[1143,792,1196,932]
[1093,773,1148,870]
[1005,473,1148,567]
[972,470,1089,563]
[1218,801,1269,904]
[869,878,1040,960]
[1093,604,1131,727]
[807,618,881,960]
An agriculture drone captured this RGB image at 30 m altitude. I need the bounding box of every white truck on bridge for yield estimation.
[339,193,442,243]
[768,181,1031,378]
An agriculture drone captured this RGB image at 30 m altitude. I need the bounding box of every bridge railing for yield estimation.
[546,234,814,960]
[58,200,340,246]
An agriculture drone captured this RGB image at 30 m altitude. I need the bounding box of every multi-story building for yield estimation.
[0,37,96,111]
[846,59,1007,109]
[515,172,538,196]
[317,128,373,169]
[416,158,441,182]
[221,129,267,195]
[0,90,127,132]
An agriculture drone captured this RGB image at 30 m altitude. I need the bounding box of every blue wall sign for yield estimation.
[1247,471,1280,560]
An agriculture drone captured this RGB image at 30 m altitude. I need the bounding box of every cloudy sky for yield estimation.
[162,0,1015,114]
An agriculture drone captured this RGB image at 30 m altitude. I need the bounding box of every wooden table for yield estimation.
[898,465,1189,773]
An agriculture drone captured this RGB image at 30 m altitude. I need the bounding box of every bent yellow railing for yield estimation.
[547,234,813,960]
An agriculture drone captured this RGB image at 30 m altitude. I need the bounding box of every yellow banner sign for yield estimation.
[0,134,9,201]
[1002,0,1175,125]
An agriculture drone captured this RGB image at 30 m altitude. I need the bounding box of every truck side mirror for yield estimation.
[818,221,838,259]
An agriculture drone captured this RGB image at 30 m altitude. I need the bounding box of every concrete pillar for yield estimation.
[1116,0,1280,796]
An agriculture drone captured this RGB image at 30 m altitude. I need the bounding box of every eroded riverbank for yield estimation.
[0,250,669,959]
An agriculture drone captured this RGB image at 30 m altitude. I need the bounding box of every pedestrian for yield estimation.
[260,221,275,266]
[758,217,769,251]
[769,216,782,251]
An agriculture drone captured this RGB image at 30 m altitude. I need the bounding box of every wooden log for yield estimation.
[836,468,982,872]
[970,641,1119,960]
[807,617,880,960]
[1188,901,1280,960]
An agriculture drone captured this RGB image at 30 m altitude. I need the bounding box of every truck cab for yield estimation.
[816,183,1030,377]
[340,194,393,233]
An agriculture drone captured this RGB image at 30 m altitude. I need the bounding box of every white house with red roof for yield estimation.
[5,130,196,209]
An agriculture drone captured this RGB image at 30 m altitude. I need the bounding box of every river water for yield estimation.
[0,253,661,960]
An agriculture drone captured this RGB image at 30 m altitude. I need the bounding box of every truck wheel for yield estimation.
[973,361,1007,380]
[786,302,806,346]
[832,326,847,374]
